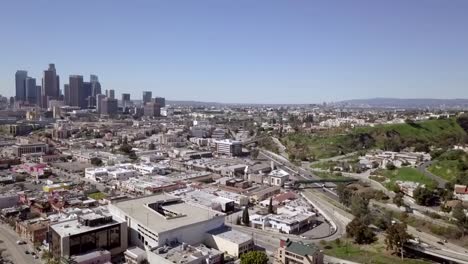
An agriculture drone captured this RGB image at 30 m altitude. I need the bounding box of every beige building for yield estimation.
[276,239,323,264]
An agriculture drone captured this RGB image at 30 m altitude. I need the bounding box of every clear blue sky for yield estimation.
[1,0,467,104]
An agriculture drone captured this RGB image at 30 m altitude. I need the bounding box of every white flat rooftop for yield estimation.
[111,194,225,234]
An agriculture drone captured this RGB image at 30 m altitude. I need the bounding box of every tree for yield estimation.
[242,206,250,225]
[346,217,376,244]
[240,251,269,264]
[250,148,259,159]
[268,197,274,214]
[386,162,396,170]
[452,203,467,237]
[120,143,133,154]
[90,157,103,166]
[413,186,436,206]
[385,222,411,254]
[393,192,405,207]
[337,184,353,207]
[148,142,155,150]
[350,195,369,221]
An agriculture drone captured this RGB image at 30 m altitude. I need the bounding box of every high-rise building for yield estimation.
[96,94,106,114]
[69,75,83,108]
[108,89,115,100]
[42,64,60,107]
[101,97,118,116]
[143,101,161,117]
[15,70,28,102]
[83,82,93,108]
[63,84,70,105]
[143,91,152,105]
[35,86,42,106]
[25,77,37,104]
[90,75,101,96]
[121,93,130,107]
[153,97,166,108]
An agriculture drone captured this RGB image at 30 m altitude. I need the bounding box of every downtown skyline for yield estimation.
[1,0,468,104]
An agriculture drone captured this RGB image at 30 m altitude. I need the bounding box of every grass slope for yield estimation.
[376,167,437,189]
[283,118,466,160]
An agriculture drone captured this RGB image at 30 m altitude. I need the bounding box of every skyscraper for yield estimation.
[83,82,93,108]
[64,84,70,105]
[96,94,106,114]
[42,64,60,106]
[143,91,152,105]
[121,93,130,107]
[154,97,166,108]
[90,75,101,96]
[25,77,37,104]
[144,101,161,117]
[69,75,83,108]
[109,89,115,99]
[15,70,28,102]
[35,86,42,106]
[101,97,118,116]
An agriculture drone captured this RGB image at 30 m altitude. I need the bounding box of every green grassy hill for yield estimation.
[282,118,467,160]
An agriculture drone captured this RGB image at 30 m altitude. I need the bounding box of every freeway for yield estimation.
[259,148,468,264]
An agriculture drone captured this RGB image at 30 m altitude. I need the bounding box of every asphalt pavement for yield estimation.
[0,224,41,264]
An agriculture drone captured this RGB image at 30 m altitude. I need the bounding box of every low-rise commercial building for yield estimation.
[49,211,127,259]
[277,239,324,264]
[108,194,225,249]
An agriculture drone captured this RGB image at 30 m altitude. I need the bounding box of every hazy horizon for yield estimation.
[1,0,468,104]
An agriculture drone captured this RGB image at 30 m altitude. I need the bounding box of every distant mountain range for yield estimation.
[334,98,468,109]
[136,97,468,109]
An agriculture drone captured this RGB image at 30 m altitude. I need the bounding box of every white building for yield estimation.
[214,139,242,156]
[267,169,290,187]
[205,227,254,257]
[108,194,226,249]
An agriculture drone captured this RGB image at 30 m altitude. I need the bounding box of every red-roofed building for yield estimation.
[454,184,468,201]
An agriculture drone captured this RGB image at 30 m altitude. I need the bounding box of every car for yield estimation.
[437,241,444,245]
[16,240,25,245]
[24,251,29,254]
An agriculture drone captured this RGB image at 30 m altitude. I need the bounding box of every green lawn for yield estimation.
[378,167,437,189]
[428,160,460,182]
[88,192,107,200]
[323,240,429,264]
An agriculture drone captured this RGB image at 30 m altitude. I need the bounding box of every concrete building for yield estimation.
[101,97,118,116]
[73,250,111,264]
[42,64,60,108]
[205,227,254,257]
[124,247,147,264]
[215,139,242,156]
[144,101,161,117]
[15,70,28,102]
[25,77,38,105]
[153,97,165,107]
[147,243,223,264]
[277,239,323,264]
[49,211,127,259]
[122,93,131,107]
[16,218,49,244]
[12,142,48,157]
[143,91,152,105]
[108,194,225,249]
[96,94,106,114]
[69,75,84,108]
[108,89,115,99]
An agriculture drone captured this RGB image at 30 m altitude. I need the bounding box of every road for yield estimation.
[0,224,40,264]
[260,147,468,264]
[418,160,447,188]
